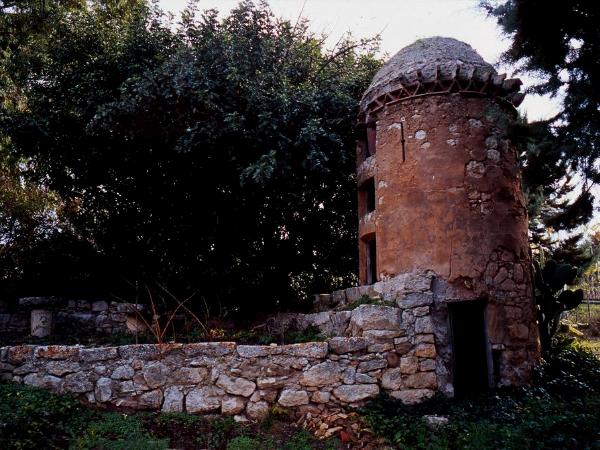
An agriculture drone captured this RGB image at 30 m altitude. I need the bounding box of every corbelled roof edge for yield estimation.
[359,37,524,117]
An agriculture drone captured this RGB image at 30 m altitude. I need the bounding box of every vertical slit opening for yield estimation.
[366,122,376,157]
[360,178,376,214]
[364,235,377,285]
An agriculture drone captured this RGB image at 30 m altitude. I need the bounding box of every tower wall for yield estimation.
[359,94,529,286]
[357,92,540,387]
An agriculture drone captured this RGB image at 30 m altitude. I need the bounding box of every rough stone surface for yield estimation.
[361,37,496,110]
[333,384,379,403]
[111,365,134,380]
[278,390,310,407]
[216,375,256,397]
[348,305,400,333]
[221,396,247,415]
[353,36,541,396]
[300,361,341,387]
[186,387,224,413]
[162,386,183,412]
[95,377,112,402]
[246,401,270,420]
[31,310,53,338]
[327,337,367,354]
[1,300,147,336]
[143,362,169,389]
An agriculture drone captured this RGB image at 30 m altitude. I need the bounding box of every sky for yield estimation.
[157,0,561,122]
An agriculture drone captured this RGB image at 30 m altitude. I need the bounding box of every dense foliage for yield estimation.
[534,259,584,351]
[363,342,600,449]
[484,0,600,266]
[0,0,379,311]
[0,383,338,450]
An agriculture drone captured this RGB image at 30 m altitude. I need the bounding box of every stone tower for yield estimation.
[356,37,540,392]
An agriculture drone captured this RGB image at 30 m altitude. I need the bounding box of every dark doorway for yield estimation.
[448,300,490,397]
[365,236,377,285]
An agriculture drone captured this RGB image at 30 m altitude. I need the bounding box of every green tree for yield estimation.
[1,0,380,312]
[484,0,599,266]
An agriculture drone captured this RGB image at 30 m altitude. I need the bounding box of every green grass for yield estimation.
[362,341,600,449]
[564,302,600,357]
[563,302,600,325]
[0,383,337,450]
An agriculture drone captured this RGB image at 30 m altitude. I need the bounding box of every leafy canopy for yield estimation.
[0,0,380,311]
[483,0,600,267]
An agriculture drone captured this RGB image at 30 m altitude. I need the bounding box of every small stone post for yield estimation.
[31,309,53,337]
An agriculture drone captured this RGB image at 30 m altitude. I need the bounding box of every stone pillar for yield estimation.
[31,309,53,338]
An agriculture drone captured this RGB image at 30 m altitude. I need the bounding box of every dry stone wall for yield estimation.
[0,298,146,336]
[0,270,537,416]
[0,273,443,417]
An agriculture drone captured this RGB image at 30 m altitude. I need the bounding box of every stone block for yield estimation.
[183,342,236,357]
[390,389,435,404]
[111,365,135,380]
[281,343,328,358]
[143,361,169,388]
[246,400,270,420]
[414,344,437,358]
[173,367,208,384]
[398,292,434,308]
[91,301,109,312]
[381,368,402,390]
[327,337,367,354]
[342,366,356,384]
[332,384,379,403]
[300,361,341,387]
[311,391,331,403]
[221,396,247,415]
[348,305,401,334]
[186,386,224,413]
[368,343,394,353]
[420,359,436,372]
[80,347,118,362]
[400,356,419,374]
[24,373,63,392]
[161,386,184,412]
[278,390,309,407]
[403,372,437,390]
[47,361,80,376]
[64,372,93,393]
[363,329,403,343]
[31,310,53,338]
[35,346,79,360]
[216,375,256,397]
[95,377,112,402]
[256,376,289,389]
[355,373,377,384]
[138,389,163,409]
[415,316,434,334]
[357,359,387,373]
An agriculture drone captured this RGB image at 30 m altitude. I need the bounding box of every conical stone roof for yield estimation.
[360,37,499,112]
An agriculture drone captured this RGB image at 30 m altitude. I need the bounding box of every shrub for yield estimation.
[361,342,600,449]
[0,382,87,449]
[73,412,168,450]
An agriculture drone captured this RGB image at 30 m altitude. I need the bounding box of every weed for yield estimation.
[340,294,396,311]
[227,436,263,450]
